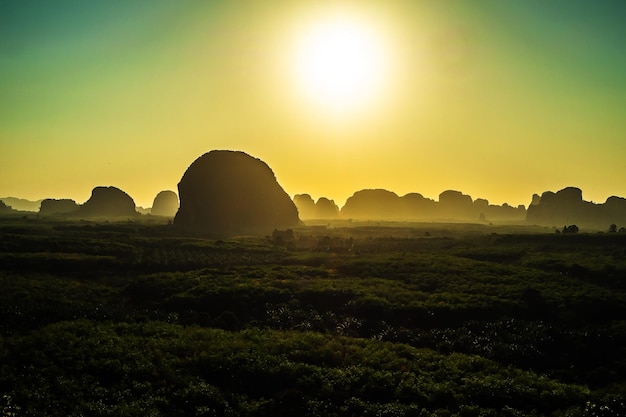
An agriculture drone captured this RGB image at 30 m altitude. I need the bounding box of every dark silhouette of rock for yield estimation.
[474,198,489,209]
[438,190,474,219]
[39,199,79,216]
[439,190,473,206]
[0,197,43,212]
[474,199,489,222]
[174,150,300,237]
[529,194,541,206]
[399,193,435,218]
[558,187,583,203]
[341,189,403,219]
[0,200,15,214]
[293,194,339,219]
[340,189,433,220]
[526,187,626,229]
[293,194,317,219]
[339,188,525,222]
[78,186,138,218]
[399,193,438,219]
[151,190,179,217]
[480,202,526,223]
[527,188,582,226]
[316,197,339,219]
[602,196,626,223]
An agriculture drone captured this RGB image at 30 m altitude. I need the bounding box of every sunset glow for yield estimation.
[291,12,390,116]
[0,1,625,208]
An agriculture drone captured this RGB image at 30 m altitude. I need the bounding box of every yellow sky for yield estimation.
[1,1,625,208]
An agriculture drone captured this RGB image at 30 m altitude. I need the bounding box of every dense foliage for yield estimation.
[1,218,625,416]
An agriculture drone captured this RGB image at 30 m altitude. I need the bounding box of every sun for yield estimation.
[291,12,390,116]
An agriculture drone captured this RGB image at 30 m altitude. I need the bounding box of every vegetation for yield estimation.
[1,217,625,416]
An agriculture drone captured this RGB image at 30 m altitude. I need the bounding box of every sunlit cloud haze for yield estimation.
[1,0,625,208]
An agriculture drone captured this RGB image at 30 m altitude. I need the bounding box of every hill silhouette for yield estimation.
[293,194,339,220]
[151,190,178,217]
[77,186,139,218]
[2,157,624,230]
[338,189,525,222]
[526,186,626,229]
[0,200,16,214]
[174,150,300,237]
[0,197,43,212]
[341,189,406,220]
[39,199,79,216]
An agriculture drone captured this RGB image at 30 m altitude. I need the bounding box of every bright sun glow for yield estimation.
[292,13,390,116]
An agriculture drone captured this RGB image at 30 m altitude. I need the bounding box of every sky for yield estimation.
[1,0,625,208]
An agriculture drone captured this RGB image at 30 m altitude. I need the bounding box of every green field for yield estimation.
[1,218,625,416]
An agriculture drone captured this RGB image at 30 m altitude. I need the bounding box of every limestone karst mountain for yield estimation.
[78,186,138,218]
[526,187,626,229]
[401,193,439,219]
[316,197,340,219]
[0,197,43,212]
[340,189,405,220]
[0,200,15,214]
[293,194,316,219]
[151,190,179,217]
[339,188,525,222]
[438,190,474,219]
[174,150,300,236]
[39,199,79,216]
[293,194,339,220]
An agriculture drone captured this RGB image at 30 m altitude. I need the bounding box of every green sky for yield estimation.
[1,0,625,208]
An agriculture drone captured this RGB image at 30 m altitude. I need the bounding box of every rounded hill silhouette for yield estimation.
[151,190,178,217]
[174,150,300,237]
[293,194,339,220]
[39,198,79,216]
[78,186,138,218]
[526,186,626,229]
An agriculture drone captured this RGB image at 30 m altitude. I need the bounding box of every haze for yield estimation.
[1,0,625,208]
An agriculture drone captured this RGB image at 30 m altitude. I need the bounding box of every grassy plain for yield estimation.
[0,217,625,416]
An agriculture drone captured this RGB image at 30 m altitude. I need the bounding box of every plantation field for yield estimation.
[1,217,625,416]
